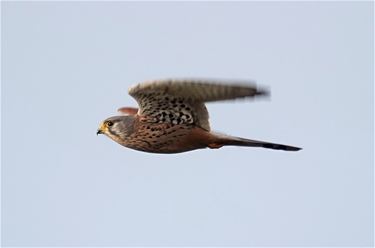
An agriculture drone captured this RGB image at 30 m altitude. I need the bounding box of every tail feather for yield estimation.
[211,134,302,151]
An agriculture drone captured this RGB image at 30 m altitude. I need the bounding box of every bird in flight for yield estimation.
[97,79,301,153]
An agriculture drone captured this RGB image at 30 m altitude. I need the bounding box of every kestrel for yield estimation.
[97,79,301,153]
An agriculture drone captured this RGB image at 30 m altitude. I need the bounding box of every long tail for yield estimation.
[209,133,302,151]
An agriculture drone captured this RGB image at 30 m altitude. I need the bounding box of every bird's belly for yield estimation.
[124,126,210,154]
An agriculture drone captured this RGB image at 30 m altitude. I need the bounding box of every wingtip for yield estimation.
[262,143,302,151]
[256,87,271,98]
[282,145,302,151]
[290,146,303,151]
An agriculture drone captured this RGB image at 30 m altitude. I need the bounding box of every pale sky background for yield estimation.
[1,1,373,247]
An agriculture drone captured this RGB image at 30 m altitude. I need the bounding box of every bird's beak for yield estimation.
[97,129,102,135]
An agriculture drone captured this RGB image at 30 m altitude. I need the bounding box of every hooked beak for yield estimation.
[96,129,103,135]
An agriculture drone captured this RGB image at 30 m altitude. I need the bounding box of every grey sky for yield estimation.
[2,1,373,246]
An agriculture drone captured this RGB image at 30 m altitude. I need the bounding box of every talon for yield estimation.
[208,143,223,149]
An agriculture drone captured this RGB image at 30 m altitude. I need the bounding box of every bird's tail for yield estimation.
[209,133,302,151]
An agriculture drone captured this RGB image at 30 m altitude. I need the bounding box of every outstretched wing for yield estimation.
[128,79,268,131]
[117,107,138,115]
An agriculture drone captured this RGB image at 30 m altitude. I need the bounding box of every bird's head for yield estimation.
[97,116,135,143]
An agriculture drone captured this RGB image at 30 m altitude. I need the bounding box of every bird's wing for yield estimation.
[128,79,268,131]
[117,107,138,115]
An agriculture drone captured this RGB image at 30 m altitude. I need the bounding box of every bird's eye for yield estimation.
[105,121,113,127]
